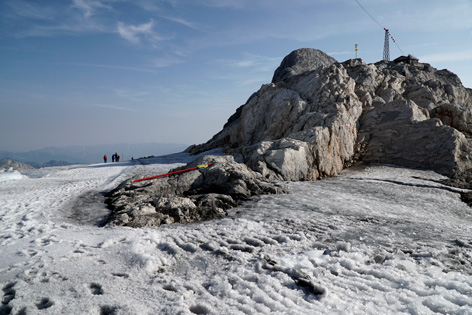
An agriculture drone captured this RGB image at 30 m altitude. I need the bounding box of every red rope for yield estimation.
[132,163,213,183]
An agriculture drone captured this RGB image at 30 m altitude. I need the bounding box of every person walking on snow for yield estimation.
[112,154,115,163]
[103,155,107,163]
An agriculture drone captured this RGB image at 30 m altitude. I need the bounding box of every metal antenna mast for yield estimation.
[383,28,390,61]
[355,0,404,61]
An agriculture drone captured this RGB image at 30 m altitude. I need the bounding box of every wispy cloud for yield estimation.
[327,51,353,57]
[198,0,245,9]
[117,19,156,44]
[72,0,110,19]
[133,0,176,11]
[4,0,56,20]
[420,50,472,63]
[62,62,155,73]
[2,0,109,37]
[217,53,281,72]
[162,16,206,33]
[238,77,266,86]
[93,103,137,112]
[151,56,183,68]
[16,21,107,38]
[112,88,154,103]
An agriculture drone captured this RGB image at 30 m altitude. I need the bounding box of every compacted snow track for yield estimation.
[0,156,471,314]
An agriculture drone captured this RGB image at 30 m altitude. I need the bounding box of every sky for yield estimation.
[1,0,472,152]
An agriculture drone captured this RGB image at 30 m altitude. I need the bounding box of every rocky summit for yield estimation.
[107,48,472,227]
[189,48,472,180]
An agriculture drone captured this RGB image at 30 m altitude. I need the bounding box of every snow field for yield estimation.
[1,157,472,314]
[0,169,24,182]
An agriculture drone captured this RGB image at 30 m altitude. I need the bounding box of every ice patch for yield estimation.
[0,168,25,182]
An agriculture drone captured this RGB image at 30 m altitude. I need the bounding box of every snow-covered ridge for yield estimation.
[1,155,471,314]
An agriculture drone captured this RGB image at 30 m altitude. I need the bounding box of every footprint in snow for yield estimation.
[100,305,119,315]
[2,282,16,304]
[36,297,54,310]
[90,283,104,295]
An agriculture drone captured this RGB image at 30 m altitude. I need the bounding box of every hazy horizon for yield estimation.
[0,141,191,164]
[0,141,191,154]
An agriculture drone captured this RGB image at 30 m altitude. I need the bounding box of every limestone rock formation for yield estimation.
[108,48,472,227]
[105,155,287,227]
[272,48,336,83]
[190,49,472,179]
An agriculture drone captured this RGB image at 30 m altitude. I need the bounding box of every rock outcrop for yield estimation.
[105,155,287,227]
[108,48,472,227]
[0,160,35,172]
[272,48,336,83]
[190,49,472,179]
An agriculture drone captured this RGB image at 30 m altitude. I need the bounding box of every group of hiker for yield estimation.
[103,152,120,163]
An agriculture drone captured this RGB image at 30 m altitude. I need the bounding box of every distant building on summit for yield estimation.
[394,54,419,65]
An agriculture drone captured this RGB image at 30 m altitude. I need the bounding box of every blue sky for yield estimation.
[1,0,472,152]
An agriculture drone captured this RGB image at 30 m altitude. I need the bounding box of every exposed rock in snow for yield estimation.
[105,155,287,227]
[112,48,472,227]
[189,50,472,179]
[0,160,34,172]
[440,168,472,207]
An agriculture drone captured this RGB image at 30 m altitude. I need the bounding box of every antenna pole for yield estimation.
[355,1,403,60]
[383,28,390,61]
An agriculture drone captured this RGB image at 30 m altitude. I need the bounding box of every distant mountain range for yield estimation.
[0,142,190,168]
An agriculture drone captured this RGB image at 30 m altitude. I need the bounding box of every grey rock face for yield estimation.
[350,59,472,176]
[190,51,472,179]
[105,155,287,227]
[0,160,35,171]
[110,49,472,227]
[439,168,472,207]
[272,48,337,83]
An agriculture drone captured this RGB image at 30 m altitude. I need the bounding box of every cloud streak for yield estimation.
[63,62,155,73]
[117,19,156,44]
[198,0,245,9]
[72,0,110,18]
[3,0,56,21]
[151,56,183,68]
[2,0,109,37]
[162,16,206,33]
[93,103,137,112]
[420,50,472,63]
[216,53,281,72]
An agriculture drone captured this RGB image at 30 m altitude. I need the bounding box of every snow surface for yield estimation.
[1,153,472,315]
[0,169,25,183]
